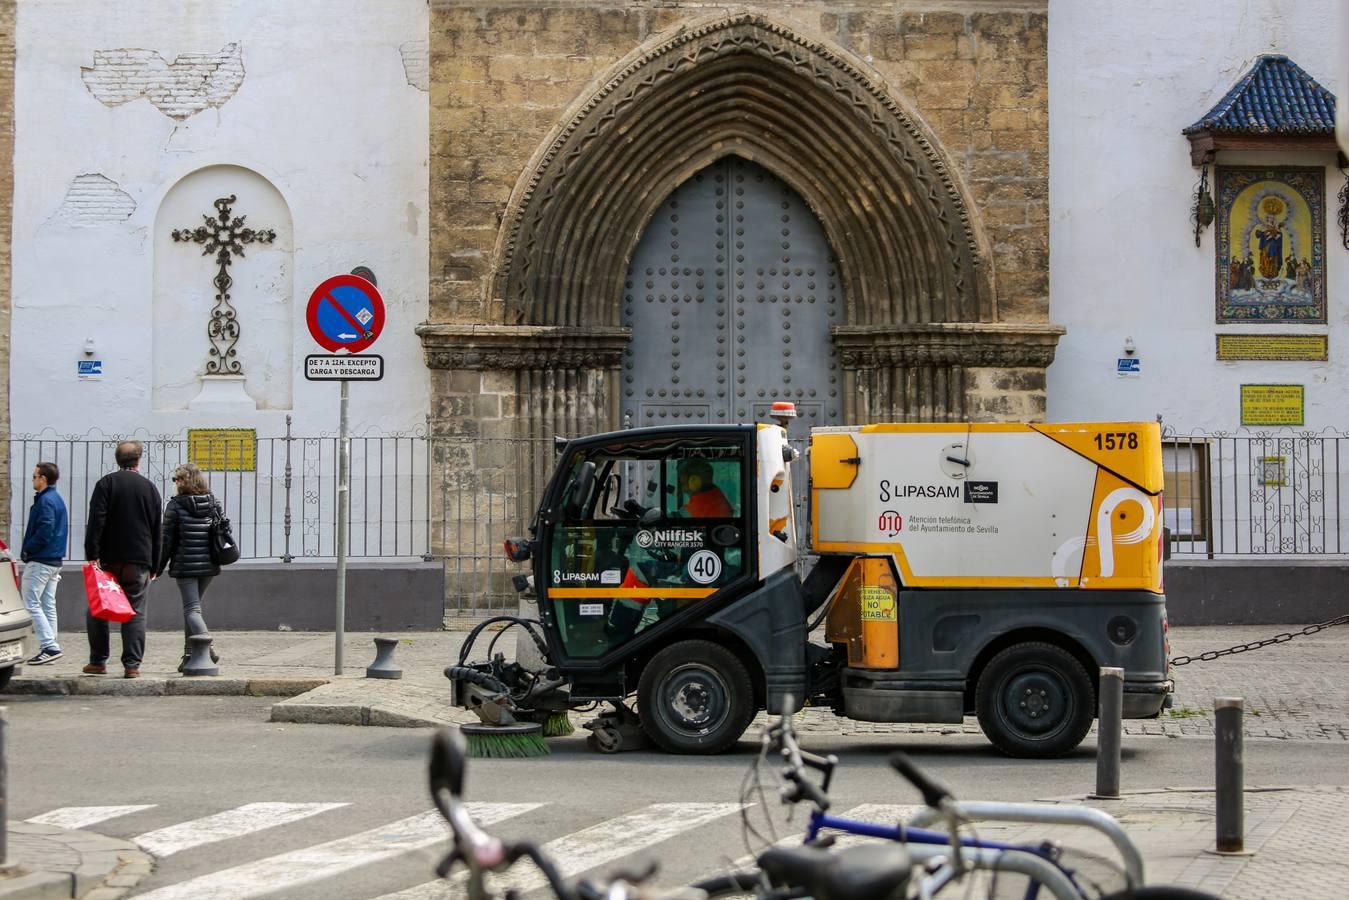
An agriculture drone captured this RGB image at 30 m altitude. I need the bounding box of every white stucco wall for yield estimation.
[10,0,429,440]
[1047,0,1346,431]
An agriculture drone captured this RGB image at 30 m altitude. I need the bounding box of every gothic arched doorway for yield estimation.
[622,157,841,439]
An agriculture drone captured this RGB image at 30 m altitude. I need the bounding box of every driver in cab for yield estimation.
[676,458,732,518]
[606,459,732,640]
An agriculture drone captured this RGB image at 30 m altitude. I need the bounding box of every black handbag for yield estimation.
[209,500,241,566]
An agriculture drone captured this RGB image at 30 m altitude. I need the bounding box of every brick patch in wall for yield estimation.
[52,173,135,225]
[400,40,429,92]
[80,42,244,120]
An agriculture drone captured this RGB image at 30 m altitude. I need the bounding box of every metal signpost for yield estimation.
[305,271,386,674]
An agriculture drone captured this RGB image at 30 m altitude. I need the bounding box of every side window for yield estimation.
[545,439,751,659]
[669,457,741,518]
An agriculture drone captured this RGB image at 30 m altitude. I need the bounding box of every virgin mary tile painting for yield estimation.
[1216,165,1326,323]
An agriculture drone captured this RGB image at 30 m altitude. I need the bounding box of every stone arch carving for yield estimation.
[494,12,995,330]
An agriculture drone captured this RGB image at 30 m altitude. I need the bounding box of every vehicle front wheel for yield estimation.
[975,641,1094,758]
[637,640,755,754]
[0,665,14,692]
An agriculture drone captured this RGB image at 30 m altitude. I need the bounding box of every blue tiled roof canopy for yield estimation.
[1184,55,1336,135]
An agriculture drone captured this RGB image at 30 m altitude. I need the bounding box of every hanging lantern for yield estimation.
[1191,165,1214,246]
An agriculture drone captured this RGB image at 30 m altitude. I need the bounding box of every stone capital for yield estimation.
[831,323,1066,369]
[416,323,631,370]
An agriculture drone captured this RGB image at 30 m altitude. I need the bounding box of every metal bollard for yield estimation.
[1093,667,1124,799]
[182,635,219,677]
[366,637,403,680]
[1215,696,1244,853]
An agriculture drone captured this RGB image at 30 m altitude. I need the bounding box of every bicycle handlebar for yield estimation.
[770,703,836,812]
[887,751,954,810]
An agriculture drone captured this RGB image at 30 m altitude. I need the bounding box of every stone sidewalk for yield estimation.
[949,785,1348,897]
[12,624,1349,741]
[0,821,151,899]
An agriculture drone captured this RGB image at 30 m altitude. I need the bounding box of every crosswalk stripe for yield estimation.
[134,802,350,857]
[133,803,542,900]
[27,805,157,829]
[377,802,742,899]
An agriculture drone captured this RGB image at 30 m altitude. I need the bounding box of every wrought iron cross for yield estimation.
[172,195,277,375]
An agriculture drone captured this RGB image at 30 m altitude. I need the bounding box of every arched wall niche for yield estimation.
[152,165,294,411]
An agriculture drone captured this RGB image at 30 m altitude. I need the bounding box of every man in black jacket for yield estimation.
[84,441,162,678]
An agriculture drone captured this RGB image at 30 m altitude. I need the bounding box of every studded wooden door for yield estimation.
[621,157,842,441]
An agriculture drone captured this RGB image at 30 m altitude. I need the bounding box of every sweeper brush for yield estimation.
[460,722,549,759]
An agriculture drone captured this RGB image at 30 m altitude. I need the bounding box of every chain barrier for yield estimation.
[1170,614,1349,667]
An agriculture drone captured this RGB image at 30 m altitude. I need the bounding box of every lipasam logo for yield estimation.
[878,480,961,502]
[877,510,903,537]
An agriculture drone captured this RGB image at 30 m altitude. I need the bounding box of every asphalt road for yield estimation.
[8,695,1349,899]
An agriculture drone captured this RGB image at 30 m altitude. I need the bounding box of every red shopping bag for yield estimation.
[83,564,135,622]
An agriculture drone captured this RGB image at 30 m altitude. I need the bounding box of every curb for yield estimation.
[3,822,154,900]
[0,869,70,900]
[269,703,445,727]
[11,676,328,698]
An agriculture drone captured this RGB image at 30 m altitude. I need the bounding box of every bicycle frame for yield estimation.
[804,805,1136,900]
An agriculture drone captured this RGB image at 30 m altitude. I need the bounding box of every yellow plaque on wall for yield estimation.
[187,428,257,472]
[1217,334,1327,361]
[1239,385,1304,426]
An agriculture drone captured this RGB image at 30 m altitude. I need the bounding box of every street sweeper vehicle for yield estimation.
[449,408,1172,758]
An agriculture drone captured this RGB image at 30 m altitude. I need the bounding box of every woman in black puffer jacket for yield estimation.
[158,464,222,671]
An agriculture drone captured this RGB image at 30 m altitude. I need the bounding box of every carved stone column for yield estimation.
[415,324,630,614]
[833,323,1066,423]
[417,323,630,437]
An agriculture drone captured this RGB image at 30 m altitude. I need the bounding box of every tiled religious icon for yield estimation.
[1216,166,1326,323]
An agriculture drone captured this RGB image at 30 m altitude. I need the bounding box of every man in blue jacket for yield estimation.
[22,462,68,664]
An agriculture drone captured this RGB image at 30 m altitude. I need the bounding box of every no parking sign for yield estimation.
[305,274,385,354]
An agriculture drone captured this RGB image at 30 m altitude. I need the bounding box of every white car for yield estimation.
[0,540,36,690]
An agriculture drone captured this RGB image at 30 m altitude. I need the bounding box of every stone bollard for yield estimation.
[1215,696,1245,853]
[366,637,403,680]
[182,635,219,677]
[1093,667,1124,799]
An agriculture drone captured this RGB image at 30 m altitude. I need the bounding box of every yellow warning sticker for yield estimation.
[859,585,896,622]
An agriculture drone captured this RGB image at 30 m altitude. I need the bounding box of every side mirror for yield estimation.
[564,461,597,519]
[640,506,662,526]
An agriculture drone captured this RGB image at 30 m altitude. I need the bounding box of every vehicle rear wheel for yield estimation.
[638,640,755,754]
[975,641,1094,758]
[0,665,13,692]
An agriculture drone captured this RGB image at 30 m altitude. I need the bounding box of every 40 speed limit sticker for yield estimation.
[686,549,722,585]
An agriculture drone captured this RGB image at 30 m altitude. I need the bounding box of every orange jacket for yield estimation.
[683,486,733,518]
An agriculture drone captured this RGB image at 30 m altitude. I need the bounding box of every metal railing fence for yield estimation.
[1161,426,1349,557]
[7,426,562,614]
[9,425,1346,614]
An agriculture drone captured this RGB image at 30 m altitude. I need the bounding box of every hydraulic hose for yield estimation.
[456,615,549,666]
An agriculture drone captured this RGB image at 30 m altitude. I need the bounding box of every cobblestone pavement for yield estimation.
[933,786,1349,898]
[20,623,1349,742]
[757,623,1349,741]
